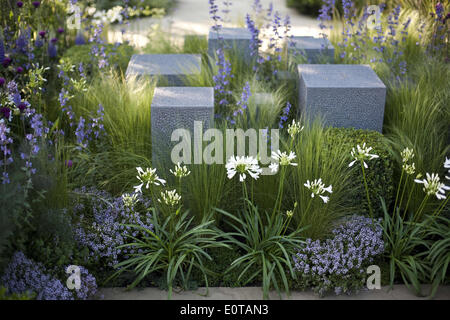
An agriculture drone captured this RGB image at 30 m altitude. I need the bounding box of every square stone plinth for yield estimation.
[297,64,386,132]
[208,27,253,63]
[289,36,334,63]
[125,54,202,86]
[151,87,214,167]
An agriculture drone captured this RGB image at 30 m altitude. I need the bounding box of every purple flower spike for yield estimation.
[1,107,11,119]
[51,37,58,44]
[65,160,73,168]
[0,78,5,86]
[17,102,27,112]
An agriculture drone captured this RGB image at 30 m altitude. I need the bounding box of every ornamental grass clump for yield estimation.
[293,215,384,297]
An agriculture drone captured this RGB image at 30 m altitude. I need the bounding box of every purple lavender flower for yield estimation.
[48,42,57,58]
[75,32,85,45]
[279,102,291,128]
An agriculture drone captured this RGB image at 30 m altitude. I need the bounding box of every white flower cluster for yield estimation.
[226,156,262,182]
[304,179,333,203]
[348,143,379,168]
[158,190,182,207]
[134,167,166,193]
[401,147,415,175]
[86,5,124,24]
[170,162,191,178]
[415,173,450,200]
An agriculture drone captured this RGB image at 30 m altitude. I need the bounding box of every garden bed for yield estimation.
[0,0,449,301]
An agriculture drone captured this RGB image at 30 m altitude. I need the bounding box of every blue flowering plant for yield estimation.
[293,215,384,297]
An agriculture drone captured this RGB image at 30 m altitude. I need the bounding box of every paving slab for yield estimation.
[99,285,450,300]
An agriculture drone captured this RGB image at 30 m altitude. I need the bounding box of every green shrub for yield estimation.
[61,43,134,76]
[324,127,394,217]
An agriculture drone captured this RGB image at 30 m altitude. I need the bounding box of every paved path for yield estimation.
[99,285,450,300]
[108,0,322,47]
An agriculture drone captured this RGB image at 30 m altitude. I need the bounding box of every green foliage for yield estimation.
[424,215,450,298]
[0,286,34,300]
[216,201,305,300]
[381,200,430,296]
[109,209,229,299]
[61,43,134,76]
[325,127,394,218]
[69,74,154,194]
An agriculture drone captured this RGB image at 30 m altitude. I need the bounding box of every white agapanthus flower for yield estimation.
[92,10,108,24]
[348,143,379,168]
[444,158,450,180]
[403,162,416,175]
[287,120,304,138]
[271,150,298,166]
[158,189,181,207]
[134,167,166,193]
[226,156,262,182]
[269,162,279,173]
[401,147,414,163]
[170,162,191,178]
[414,173,450,200]
[106,6,124,23]
[122,193,139,208]
[304,179,333,203]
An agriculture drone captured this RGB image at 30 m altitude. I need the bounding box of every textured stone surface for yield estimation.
[125,54,201,86]
[151,87,214,166]
[289,36,334,63]
[297,64,386,132]
[208,27,253,63]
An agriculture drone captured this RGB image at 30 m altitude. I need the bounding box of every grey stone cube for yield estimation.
[151,87,214,167]
[125,54,202,86]
[208,27,253,63]
[297,64,386,132]
[289,36,334,63]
